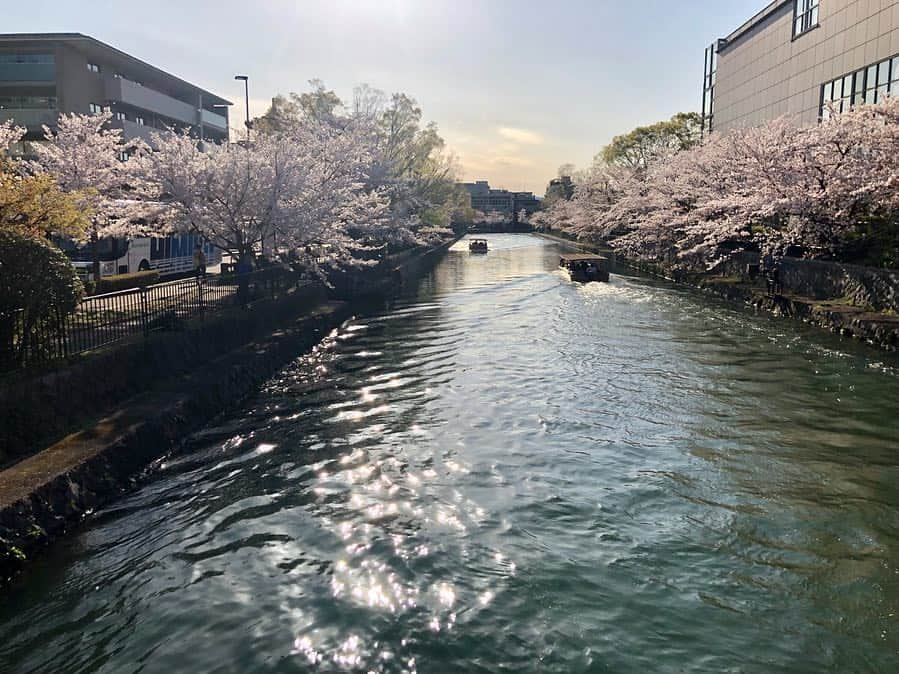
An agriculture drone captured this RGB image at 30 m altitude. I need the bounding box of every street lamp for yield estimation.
[234,74,250,142]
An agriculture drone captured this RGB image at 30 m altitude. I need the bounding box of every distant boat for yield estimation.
[469,238,489,254]
[559,253,610,283]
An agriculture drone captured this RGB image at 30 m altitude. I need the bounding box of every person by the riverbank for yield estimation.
[193,244,207,280]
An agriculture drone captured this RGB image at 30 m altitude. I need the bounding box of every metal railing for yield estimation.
[1,266,306,372]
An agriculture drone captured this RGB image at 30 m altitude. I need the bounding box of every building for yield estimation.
[702,1,899,135]
[0,33,230,146]
[544,176,574,205]
[460,180,541,218]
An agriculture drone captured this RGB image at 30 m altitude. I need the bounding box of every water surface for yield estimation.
[2,234,898,672]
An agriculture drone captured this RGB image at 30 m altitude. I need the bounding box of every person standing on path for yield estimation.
[193,243,207,280]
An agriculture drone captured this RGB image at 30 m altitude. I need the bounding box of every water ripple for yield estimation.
[2,234,899,673]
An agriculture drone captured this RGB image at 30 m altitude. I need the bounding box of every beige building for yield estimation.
[702,0,899,134]
[0,33,230,145]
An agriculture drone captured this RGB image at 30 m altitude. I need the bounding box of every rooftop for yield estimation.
[717,1,791,53]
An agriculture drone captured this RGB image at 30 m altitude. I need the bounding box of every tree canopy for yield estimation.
[599,112,702,170]
[0,172,89,240]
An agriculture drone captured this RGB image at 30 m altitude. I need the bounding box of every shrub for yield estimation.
[95,270,160,293]
[0,231,83,366]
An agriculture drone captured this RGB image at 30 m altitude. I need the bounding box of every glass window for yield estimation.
[794,0,820,38]
[853,69,865,104]
[0,53,54,64]
[842,74,853,96]
[702,43,717,134]
[86,63,100,73]
[0,95,57,109]
[89,102,102,115]
[878,60,890,86]
[866,65,878,101]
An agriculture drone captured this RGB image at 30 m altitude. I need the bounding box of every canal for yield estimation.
[2,234,898,672]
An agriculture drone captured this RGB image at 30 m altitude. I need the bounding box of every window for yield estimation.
[0,53,54,64]
[0,95,57,109]
[113,111,127,121]
[88,102,103,115]
[821,53,899,118]
[794,0,819,38]
[117,151,130,162]
[86,62,100,73]
[135,116,145,126]
[701,43,717,135]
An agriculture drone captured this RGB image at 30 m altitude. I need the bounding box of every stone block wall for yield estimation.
[779,258,899,312]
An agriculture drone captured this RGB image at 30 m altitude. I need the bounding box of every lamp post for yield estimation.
[234,74,250,142]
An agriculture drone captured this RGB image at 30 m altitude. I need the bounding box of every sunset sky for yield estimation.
[8,0,766,194]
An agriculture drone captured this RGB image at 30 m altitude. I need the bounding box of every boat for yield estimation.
[559,253,610,283]
[469,238,489,254]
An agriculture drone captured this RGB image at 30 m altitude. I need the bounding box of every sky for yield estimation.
[6,0,766,195]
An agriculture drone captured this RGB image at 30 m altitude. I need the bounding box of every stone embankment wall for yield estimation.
[778,258,899,313]
[0,284,326,468]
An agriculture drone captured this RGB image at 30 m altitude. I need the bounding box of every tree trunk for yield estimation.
[236,248,253,304]
[91,229,101,284]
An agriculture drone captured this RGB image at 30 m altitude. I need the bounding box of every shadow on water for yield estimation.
[2,234,899,673]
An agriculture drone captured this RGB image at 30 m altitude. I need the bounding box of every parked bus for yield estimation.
[58,235,221,280]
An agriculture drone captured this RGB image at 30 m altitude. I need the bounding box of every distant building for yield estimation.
[544,176,574,204]
[702,1,899,134]
[460,180,541,218]
[0,33,230,146]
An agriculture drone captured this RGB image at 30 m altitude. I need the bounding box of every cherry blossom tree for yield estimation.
[541,97,899,273]
[138,121,399,276]
[0,121,24,158]
[258,82,461,246]
[473,210,507,227]
[31,112,150,280]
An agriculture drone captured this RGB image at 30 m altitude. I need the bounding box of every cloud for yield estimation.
[492,155,536,168]
[497,127,543,145]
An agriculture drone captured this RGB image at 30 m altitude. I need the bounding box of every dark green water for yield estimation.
[2,234,899,673]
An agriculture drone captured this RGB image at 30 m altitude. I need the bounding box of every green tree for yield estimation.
[600,112,702,170]
[254,80,345,133]
[0,230,83,366]
[0,171,90,239]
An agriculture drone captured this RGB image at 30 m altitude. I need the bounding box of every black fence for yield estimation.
[1,267,306,373]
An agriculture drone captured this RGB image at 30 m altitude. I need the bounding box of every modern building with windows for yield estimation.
[702,1,899,134]
[0,33,230,146]
[461,181,541,218]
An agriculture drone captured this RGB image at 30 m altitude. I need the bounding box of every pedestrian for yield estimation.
[193,243,207,280]
[771,262,783,295]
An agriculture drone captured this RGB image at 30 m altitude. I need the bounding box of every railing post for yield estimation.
[55,307,67,360]
[197,275,205,318]
[140,286,150,338]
